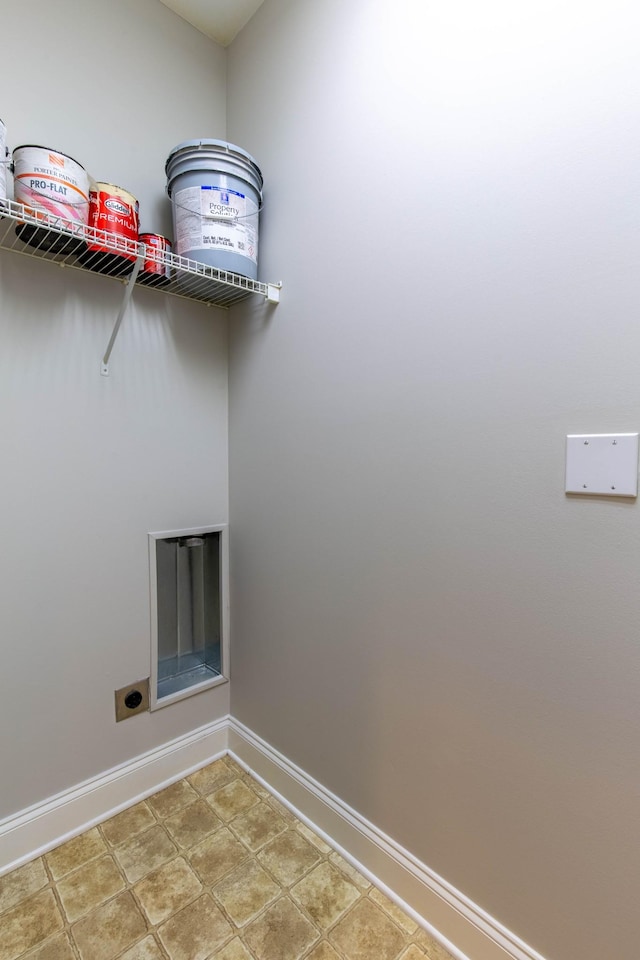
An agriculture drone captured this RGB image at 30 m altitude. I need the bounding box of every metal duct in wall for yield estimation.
[152,529,223,705]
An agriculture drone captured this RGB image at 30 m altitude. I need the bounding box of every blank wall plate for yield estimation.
[565,433,639,497]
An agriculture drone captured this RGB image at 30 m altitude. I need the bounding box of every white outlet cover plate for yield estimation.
[565,433,639,497]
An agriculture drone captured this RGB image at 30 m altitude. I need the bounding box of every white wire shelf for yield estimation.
[0,197,281,309]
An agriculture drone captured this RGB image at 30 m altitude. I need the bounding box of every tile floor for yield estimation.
[0,757,454,960]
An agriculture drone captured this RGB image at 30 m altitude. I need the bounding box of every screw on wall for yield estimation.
[115,678,150,722]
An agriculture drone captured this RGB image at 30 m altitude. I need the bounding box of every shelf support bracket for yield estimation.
[266,282,282,304]
[101,250,145,376]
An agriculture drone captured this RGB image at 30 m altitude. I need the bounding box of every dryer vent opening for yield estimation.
[149,526,228,708]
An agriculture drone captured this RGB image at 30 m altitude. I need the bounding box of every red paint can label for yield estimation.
[86,182,139,260]
[140,232,172,280]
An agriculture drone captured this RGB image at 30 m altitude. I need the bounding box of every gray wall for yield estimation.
[227,3,640,960]
[0,0,230,817]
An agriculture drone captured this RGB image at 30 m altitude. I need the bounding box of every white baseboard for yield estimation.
[228,717,549,960]
[0,713,548,960]
[0,716,229,876]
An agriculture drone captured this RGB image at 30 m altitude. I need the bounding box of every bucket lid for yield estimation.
[93,181,137,200]
[13,144,86,170]
[139,233,171,244]
[165,138,262,179]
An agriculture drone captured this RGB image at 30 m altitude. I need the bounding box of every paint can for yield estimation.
[12,145,90,252]
[0,118,8,204]
[78,182,139,277]
[165,139,263,281]
[138,233,172,287]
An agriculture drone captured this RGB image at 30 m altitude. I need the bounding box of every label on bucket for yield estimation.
[13,146,89,224]
[140,233,171,278]
[174,185,258,264]
[86,186,139,258]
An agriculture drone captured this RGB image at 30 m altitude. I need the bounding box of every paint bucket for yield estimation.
[0,119,8,204]
[12,145,90,252]
[78,182,139,277]
[139,233,172,287]
[165,139,263,280]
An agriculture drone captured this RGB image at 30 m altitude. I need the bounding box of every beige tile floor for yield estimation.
[0,757,454,960]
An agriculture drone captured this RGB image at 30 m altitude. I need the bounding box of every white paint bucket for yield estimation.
[0,118,8,202]
[165,139,263,280]
[12,144,90,251]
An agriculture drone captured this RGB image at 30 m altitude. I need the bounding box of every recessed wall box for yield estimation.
[149,525,229,710]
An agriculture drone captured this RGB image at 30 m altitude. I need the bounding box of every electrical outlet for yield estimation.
[115,678,150,722]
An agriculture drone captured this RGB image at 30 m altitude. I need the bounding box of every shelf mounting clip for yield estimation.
[266,282,282,304]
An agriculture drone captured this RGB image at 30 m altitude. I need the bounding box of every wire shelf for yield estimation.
[0,197,281,308]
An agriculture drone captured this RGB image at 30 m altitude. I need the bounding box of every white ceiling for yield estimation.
[158,0,265,46]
